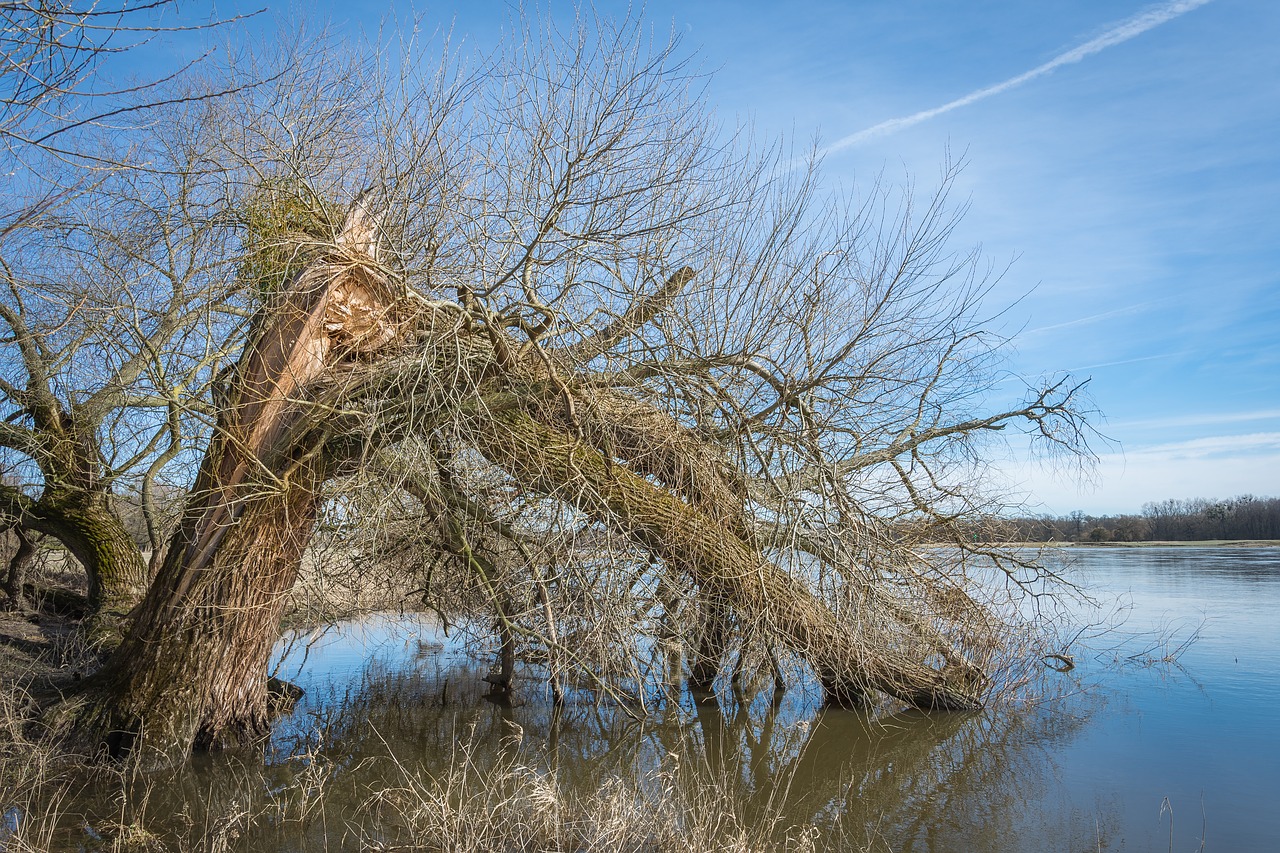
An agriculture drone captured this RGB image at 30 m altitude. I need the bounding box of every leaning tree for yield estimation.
[51,12,1093,766]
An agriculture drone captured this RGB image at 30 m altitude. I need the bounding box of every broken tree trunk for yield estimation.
[463,403,983,711]
[56,197,404,765]
[46,185,986,762]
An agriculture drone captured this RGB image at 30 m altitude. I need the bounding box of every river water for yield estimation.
[255,546,1280,851]
[1036,546,1280,852]
[12,547,1280,851]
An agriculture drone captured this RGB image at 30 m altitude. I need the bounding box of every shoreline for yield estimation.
[1011,539,1280,548]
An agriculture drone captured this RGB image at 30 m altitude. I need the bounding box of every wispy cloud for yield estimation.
[1121,432,1280,461]
[823,0,1214,155]
[1114,409,1280,430]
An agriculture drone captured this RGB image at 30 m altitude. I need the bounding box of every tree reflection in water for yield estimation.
[56,649,1107,852]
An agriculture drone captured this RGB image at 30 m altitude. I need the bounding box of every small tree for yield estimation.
[0,9,342,627]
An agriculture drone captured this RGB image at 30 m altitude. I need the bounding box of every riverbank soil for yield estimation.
[0,587,90,703]
[0,543,104,704]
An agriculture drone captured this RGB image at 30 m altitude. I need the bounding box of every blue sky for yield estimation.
[184,0,1278,515]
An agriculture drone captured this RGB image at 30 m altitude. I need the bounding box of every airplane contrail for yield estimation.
[1025,300,1160,335]
[1065,351,1182,373]
[823,0,1214,155]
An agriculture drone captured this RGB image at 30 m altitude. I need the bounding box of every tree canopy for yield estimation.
[0,8,1095,764]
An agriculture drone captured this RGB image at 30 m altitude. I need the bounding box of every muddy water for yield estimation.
[14,548,1280,851]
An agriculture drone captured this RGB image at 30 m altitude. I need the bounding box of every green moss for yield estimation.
[237,178,342,299]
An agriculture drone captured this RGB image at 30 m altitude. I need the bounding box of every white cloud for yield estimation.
[1006,431,1280,513]
[1064,352,1183,373]
[1120,432,1280,461]
[1110,409,1280,430]
[823,0,1215,155]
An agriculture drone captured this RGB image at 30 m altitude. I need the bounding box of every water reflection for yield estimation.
[28,548,1280,851]
[59,648,1101,851]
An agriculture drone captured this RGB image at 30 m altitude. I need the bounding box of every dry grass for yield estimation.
[0,683,859,853]
[359,734,832,853]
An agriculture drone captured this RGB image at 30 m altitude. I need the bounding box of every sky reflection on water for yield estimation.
[251,547,1280,851]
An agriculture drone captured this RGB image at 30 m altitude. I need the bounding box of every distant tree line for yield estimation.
[1002,495,1280,542]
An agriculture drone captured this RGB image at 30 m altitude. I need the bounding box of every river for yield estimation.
[9,547,1279,851]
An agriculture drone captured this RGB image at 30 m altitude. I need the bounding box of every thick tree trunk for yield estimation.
[465,406,982,711]
[33,487,149,628]
[65,466,321,765]
[57,332,335,762]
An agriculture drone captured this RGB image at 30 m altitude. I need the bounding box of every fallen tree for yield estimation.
[45,12,1093,764]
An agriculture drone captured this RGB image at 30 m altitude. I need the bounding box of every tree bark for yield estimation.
[65,463,322,764]
[689,595,730,691]
[31,487,148,625]
[0,475,150,626]
[464,405,983,711]
[3,526,36,610]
